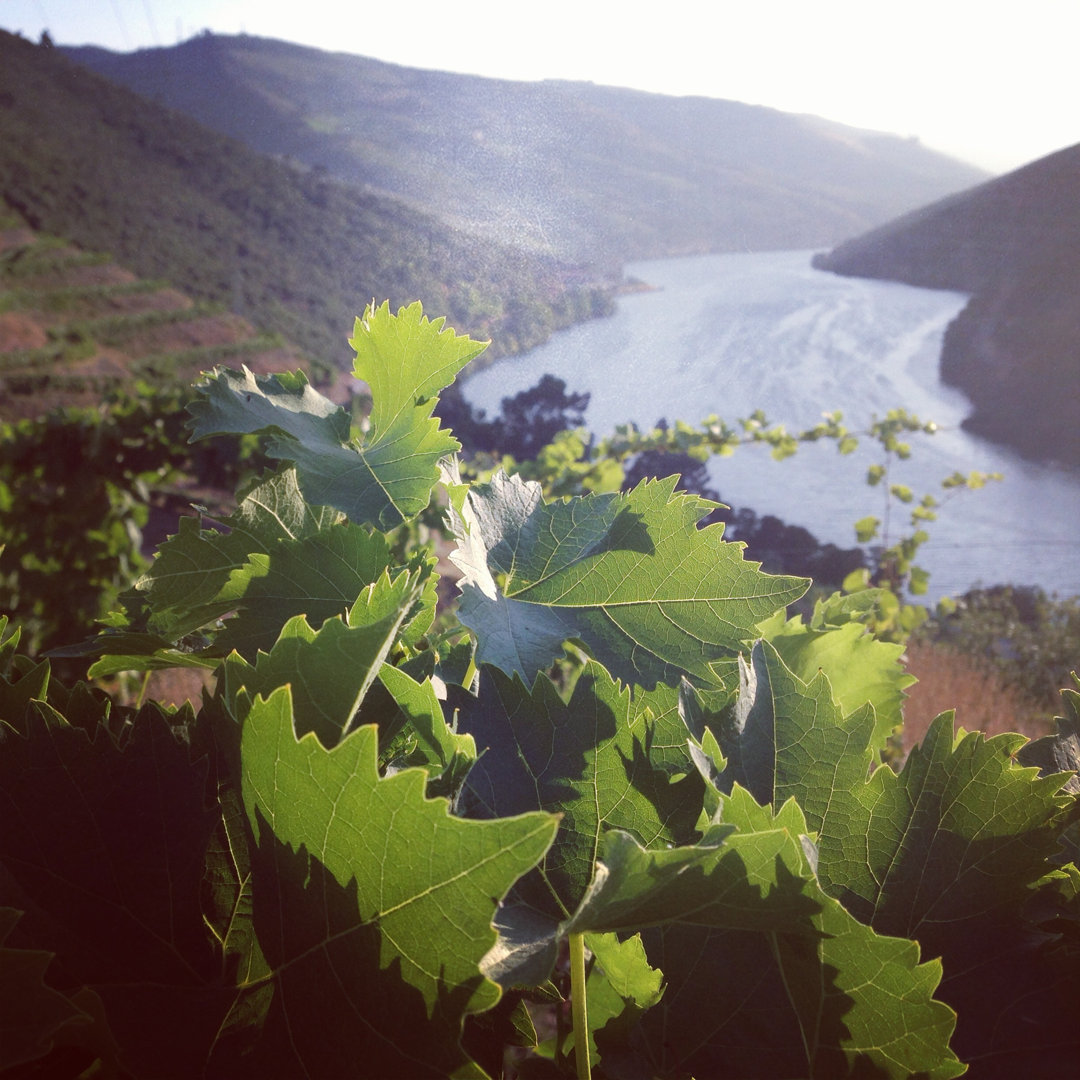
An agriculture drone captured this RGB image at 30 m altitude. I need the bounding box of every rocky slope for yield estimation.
[814,143,1080,465]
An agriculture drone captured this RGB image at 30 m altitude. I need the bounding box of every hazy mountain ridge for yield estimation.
[62,32,987,264]
[814,143,1080,464]
[0,30,608,374]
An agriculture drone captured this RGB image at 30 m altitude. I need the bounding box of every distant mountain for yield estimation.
[814,143,1080,465]
[0,30,608,374]
[62,33,987,264]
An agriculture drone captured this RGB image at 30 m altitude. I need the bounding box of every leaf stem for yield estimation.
[135,668,151,710]
[569,931,591,1080]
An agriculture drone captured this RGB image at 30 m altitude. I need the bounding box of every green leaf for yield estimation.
[200,777,273,1067]
[187,301,485,528]
[701,643,1076,956]
[458,662,704,920]
[855,514,880,542]
[377,663,478,800]
[0,615,21,668]
[452,471,807,686]
[237,689,558,1076]
[562,801,961,1079]
[127,464,422,661]
[0,699,229,1079]
[214,521,406,658]
[694,642,1079,1071]
[222,568,421,746]
[703,642,880,835]
[562,812,802,938]
[85,644,221,678]
[819,713,1075,954]
[0,908,91,1071]
[632,675,732,780]
[132,467,338,641]
[350,298,487,433]
[582,931,664,1067]
[0,653,50,722]
[764,619,913,748]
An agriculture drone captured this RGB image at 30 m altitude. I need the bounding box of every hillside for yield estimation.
[0,30,609,375]
[0,210,316,421]
[62,32,987,264]
[813,143,1080,465]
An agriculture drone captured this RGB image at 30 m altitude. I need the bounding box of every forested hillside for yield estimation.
[0,30,609,373]
[814,142,1080,464]
[64,32,987,263]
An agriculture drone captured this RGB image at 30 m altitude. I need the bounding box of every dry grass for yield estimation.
[900,640,1056,752]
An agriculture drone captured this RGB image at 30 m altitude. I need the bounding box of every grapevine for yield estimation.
[0,302,1076,1079]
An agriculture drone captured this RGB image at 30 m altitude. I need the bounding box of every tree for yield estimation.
[435,373,590,459]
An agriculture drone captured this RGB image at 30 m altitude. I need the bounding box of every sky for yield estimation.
[1,0,1077,174]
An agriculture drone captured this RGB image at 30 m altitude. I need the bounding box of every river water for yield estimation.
[463,251,1080,601]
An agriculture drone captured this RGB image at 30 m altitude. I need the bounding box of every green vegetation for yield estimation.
[438,377,869,587]
[0,277,168,316]
[2,303,1076,1078]
[0,385,253,663]
[919,585,1080,707]
[0,224,316,420]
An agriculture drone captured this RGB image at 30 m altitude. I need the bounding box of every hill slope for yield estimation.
[0,211,316,421]
[813,143,1080,465]
[63,32,987,263]
[0,31,608,374]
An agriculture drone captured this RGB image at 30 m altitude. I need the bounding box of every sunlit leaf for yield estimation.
[453,471,807,686]
[187,301,485,528]
[236,689,557,1076]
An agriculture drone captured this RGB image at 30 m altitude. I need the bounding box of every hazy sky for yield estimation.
[2,0,1077,173]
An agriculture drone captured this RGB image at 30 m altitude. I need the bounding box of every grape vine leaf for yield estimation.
[0,908,91,1071]
[705,640,879,835]
[452,471,807,686]
[838,715,1080,1074]
[563,795,962,1079]
[0,697,230,1079]
[186,301,486,529]
[817,713,1075,953]
[528,930,664,1071]
[113,464,429,664]
[213,524,420,658]
[763,615,914,748]
[700,640,1076,951]
[458,662,704,920]
[582,931,664,1068]
[687,642,1080,1073]
[236,688,558,1077]
[0,654,50,721]
[125,467,340,643]
[221,567,421,747]
[377,662,478,800]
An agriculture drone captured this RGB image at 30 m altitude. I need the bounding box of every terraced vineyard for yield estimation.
[0,211,322,422]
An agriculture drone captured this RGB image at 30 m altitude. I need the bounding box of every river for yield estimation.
[462,250,1080,601]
